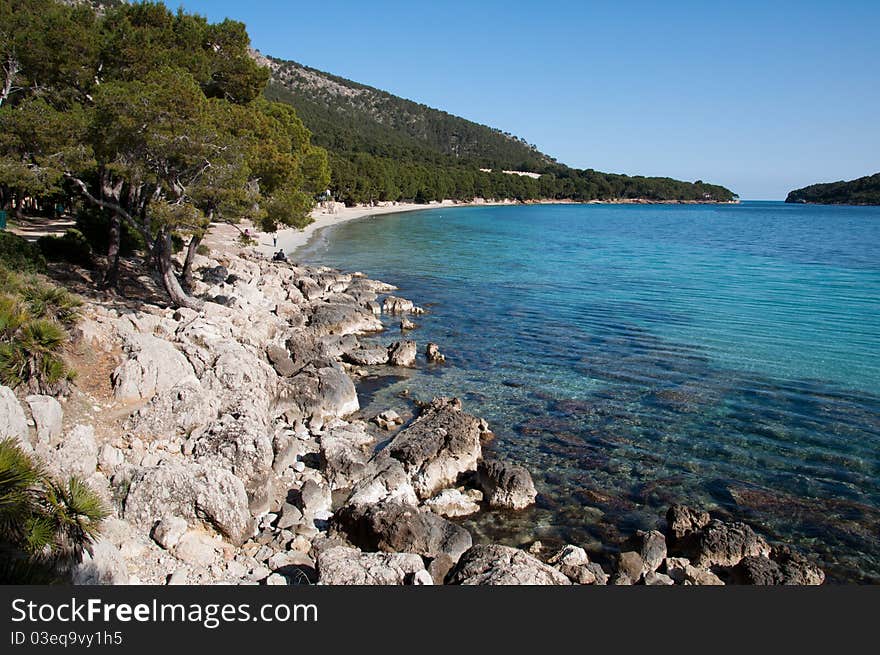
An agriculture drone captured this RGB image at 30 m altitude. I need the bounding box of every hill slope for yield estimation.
[262,55,553,171]
[260,52,737,205]
[786,173,880,205]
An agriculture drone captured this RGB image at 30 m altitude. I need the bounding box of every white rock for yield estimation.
[174,531,219,567]
[25,395,63,445]
[152,516,189,550]
[0,385,30,450]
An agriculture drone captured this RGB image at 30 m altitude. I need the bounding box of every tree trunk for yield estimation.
[101,211,122,289]
[181,233,202,290]
[154,232,203,310]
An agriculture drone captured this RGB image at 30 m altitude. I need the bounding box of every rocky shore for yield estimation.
[1,239,823,585]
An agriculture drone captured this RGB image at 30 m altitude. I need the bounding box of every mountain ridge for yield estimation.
[260,51,737,205]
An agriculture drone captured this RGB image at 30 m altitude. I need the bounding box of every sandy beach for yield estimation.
[254,199,517,258]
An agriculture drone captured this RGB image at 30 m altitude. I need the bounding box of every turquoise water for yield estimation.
[301,201,880,582]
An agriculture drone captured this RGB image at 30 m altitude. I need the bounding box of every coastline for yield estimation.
[2,205,828,586]
[250,196,741,260]
[255,199,519,258]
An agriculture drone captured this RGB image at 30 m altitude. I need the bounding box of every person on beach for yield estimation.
[273,234,277,247]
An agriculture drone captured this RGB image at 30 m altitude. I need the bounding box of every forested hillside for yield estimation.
[263,56,737,205]
[786,173,880,205]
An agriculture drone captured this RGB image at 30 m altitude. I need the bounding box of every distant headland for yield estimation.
[786,172,880,205]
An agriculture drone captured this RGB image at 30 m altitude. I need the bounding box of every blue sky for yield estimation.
[177,0,879,199]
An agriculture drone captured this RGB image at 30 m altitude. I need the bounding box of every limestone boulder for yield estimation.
[447,545,571,586]
[476,459,537,510]
[25,395,63,445]
[386,399,482,499]
[0,385,30,450]
[112,332,195,402]
[317,546,426,585]
[123,461,253,545]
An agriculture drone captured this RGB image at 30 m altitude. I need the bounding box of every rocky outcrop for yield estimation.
[307,303,382,336]
[343,456,420,510]
[387,340,417,367]
[50,424,98,480]
[317,546,427,585]
[112,332,196,402]
[25,395,63,445]
[690,520,771,568]
[547,545,596,584]
[279,363,359,420]
[336,502,472,561]
[425,342,445,363]
[666,504,711,542]
[22,235,826,588]
[386,398,483,499]
[477,459,537,510]
[382,296,415,314]
[0,385,30,450]
[123,461,253,545]
[448,545,571,585]
[318,419,372,489]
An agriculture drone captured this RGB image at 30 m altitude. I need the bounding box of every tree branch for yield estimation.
[64,173,154,248]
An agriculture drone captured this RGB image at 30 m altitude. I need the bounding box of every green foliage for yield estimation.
[1,0,328,307]
[0,438,107,584]
[0,232,47,273]
[786,172,880,205]
[19,282,82,329]
[37,229,94,267]
[0,266,79,394]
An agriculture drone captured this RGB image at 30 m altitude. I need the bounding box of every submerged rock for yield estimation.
[476,459,537,510]
[372,409,404,431]
[423,488,481,518]
[425,342,445,363]
[335,502,472,561]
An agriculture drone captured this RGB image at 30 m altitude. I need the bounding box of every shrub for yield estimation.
[0,266,80,394]
[20,283,83,329]
[0,438,107,584]
[37,229,94,268]
[0,231,46,273]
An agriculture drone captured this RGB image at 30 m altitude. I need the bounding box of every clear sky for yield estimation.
[176,0,879,200]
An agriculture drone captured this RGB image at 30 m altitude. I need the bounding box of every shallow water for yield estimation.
[301,201,880,582]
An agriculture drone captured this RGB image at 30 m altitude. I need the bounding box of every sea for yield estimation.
[299,201,880,583]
